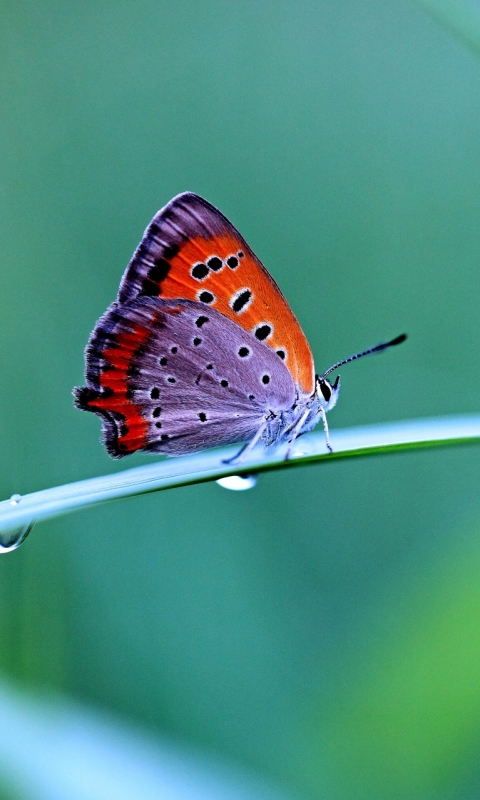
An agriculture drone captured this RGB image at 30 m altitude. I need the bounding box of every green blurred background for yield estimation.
[1,1,480,798]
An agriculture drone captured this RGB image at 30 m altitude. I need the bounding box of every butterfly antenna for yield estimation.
[321,333,407,380]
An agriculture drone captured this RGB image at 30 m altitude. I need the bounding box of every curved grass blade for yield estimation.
[0,414,479,547]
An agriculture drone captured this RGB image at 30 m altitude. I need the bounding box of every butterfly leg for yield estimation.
[222,422,267,466]
[285,406,333,459]
[319,405,333,453]
[284,408,310,460]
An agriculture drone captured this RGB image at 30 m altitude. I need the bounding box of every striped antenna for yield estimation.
[321,334,407,380]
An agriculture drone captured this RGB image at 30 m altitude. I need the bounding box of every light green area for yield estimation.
[413,0,480,58]
[1,1,480,798]
[301,530,480,799]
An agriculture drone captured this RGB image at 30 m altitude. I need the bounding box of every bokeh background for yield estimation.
[1,1,480,798]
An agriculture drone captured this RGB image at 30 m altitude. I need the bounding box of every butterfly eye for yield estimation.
[319,380,331,402]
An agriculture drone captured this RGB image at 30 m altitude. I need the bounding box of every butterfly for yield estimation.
[74,192,406,461]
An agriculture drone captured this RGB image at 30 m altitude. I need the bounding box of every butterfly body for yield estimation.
[75,294,336,458]
[74,192,403,459]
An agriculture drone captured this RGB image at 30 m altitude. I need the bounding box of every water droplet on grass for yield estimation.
[0,495,35,552]
[216,474,257,491]
[0,520,35,553]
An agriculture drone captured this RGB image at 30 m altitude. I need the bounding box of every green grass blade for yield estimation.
[0,414,479,546]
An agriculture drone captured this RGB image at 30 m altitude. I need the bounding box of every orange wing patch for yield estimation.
[118,192,315,396]
[145,233,314,396]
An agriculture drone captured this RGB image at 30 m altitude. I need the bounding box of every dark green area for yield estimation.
[1,1,480,798]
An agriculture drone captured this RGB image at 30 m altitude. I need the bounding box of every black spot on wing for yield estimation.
[255,324,272,341]
[231,289,252,313]
[191,263,209,280]
[163,243,179,259]
[150,258,171,282]
[141,278,161,296]
[207,256,223,271]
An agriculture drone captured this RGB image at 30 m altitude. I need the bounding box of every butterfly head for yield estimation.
[315,374,340,411]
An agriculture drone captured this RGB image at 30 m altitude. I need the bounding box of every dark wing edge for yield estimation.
[117,191,281,304]
[73,301,150,458]
[73,385,123,458]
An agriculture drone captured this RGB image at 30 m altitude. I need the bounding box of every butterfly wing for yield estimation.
[74,298,296,457]
[118,192,315,396]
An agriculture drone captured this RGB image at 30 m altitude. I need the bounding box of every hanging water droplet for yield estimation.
[0,519,35,553]
[1,494,34,552]
[216,474,257,491]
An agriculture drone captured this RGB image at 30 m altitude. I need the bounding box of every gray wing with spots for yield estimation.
[120,298,295,456]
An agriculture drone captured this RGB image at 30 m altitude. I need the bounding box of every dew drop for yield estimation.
[216,474,257,491]
[0,519,35,553]
[10,494,21,505]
